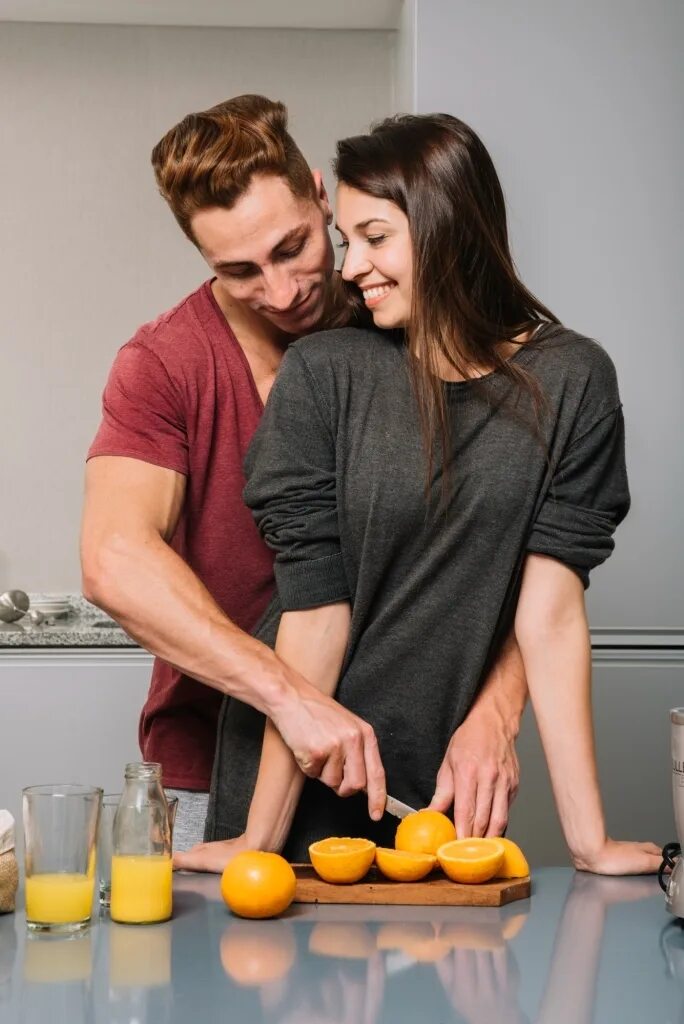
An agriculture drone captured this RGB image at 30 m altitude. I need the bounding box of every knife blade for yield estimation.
[384,794,418,820]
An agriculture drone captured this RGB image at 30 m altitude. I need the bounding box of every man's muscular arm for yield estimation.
[429,630,527,837]
[80,456,385,817]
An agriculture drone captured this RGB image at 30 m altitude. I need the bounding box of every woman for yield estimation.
[187,114,660,874]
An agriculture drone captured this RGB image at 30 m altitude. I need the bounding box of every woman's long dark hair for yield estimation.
[334,113,558,497]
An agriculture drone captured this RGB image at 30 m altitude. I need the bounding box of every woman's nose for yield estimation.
[340,247,373,283]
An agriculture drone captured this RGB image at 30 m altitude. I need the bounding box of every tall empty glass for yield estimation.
[23,784,102,934]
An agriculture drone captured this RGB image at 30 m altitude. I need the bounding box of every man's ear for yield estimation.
[311,169,333,224]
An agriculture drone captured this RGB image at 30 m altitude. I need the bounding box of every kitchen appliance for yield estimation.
[660,708,684,917]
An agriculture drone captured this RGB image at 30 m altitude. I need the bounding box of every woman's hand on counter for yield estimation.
[572,837,663,876]
[173,834,250,874]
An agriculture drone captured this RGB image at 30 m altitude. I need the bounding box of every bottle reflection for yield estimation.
[20,930,93,1024]
[101,920,172,1024]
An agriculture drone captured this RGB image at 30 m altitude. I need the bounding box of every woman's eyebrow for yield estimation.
[334,217,391,232]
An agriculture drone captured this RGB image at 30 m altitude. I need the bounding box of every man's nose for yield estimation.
[340,246,373,284]
[263,267,299,311]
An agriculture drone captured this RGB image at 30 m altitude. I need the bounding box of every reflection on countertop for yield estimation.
[0,868,677,1024]
[0,594,137,648]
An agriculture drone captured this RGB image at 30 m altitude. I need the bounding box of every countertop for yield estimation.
[0,596,137,648]
[0,868,679,1023]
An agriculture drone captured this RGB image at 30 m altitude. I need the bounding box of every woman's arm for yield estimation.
[514,553,661,874]
[245,600,385,854]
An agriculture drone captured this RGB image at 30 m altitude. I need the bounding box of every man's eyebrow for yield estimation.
[334,218,391,233]
[212,226,309,271]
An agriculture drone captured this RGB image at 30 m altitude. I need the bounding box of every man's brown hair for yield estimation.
[151,94,316,243]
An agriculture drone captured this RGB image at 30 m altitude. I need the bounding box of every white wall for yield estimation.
[0,22,394,591]
[414,0,684,632]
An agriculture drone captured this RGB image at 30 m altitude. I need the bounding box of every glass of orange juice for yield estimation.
[22,784,102,934]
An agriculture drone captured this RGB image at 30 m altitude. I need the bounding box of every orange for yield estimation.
[220,920,296,985]
[220,851,296,919]
[375,847,436,882]
[395,810,456,855]
[308,837,376,883]
[437,838,505,883]
[309,923,376,959]
[497,838,530,878]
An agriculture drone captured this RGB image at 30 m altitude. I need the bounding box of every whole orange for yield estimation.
[395,810,456,855]
[220,851,296,919]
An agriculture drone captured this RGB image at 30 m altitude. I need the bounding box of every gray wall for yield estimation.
[414,0,684,632]
[0,22,394,592]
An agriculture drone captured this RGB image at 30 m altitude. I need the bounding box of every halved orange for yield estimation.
[437,838,505,884]
[375,847,436,882]
[309,923,376,959]
[497,838,530,878]
[395,810,456,855]
[308,837,376,884]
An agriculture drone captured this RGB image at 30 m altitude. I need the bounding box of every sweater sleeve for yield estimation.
[243,346,349,611]
[526,406,630,587]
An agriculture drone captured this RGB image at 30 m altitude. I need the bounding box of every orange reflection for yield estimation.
[220,919,296,987]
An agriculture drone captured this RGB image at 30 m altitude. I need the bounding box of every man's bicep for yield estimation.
[83,455,186,544]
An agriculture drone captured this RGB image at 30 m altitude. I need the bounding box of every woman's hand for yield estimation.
[173,834,251,874]
[429,629,525,837]
[429,702,520,838]
[572,838,663,875]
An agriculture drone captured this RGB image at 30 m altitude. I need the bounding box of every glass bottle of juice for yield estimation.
[110,762,172,924]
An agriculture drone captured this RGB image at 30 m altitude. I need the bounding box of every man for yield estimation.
[82,95,526,855]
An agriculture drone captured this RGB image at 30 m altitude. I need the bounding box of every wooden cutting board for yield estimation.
[293,865,530,907]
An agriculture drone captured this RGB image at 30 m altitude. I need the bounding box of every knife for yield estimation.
[384,794,418,820]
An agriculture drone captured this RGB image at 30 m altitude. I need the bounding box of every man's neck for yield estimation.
[210,279,288,353]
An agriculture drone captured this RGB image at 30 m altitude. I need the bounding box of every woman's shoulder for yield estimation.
[528,323,620,395]
[288,326,401,376]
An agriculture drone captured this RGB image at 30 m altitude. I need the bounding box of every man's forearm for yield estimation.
[82,529,295,717]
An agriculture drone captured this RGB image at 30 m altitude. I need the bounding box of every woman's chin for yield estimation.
[371,308,407,330]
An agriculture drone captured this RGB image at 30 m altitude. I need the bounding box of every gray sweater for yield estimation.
[205,323,629,858]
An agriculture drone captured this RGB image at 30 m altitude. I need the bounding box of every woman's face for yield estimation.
[335,184,412,329]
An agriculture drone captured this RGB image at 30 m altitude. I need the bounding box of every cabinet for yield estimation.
[1,651,152,857]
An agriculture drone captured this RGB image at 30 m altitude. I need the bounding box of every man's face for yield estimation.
[191,172,335,335]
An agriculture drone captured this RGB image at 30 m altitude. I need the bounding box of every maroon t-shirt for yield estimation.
[87,280,275,789]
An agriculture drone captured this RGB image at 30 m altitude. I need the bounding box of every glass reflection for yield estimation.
[20,930,93,1024]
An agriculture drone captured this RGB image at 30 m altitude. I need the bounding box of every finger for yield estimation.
[485,778,511,838]
[173,841,233,874]
[429,762,455,815]
[362,727,386,821]
[337,731,366,799]
[471,770,497,837]
[453,765,477,839]
[295,748,325,778]
[318,746,345,791]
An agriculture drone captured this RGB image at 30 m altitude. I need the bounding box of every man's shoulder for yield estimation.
[126,281,213,360]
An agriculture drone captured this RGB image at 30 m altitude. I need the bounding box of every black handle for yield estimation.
[658,842,681,893]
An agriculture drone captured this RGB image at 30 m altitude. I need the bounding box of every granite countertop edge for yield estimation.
[0,594,139,648]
